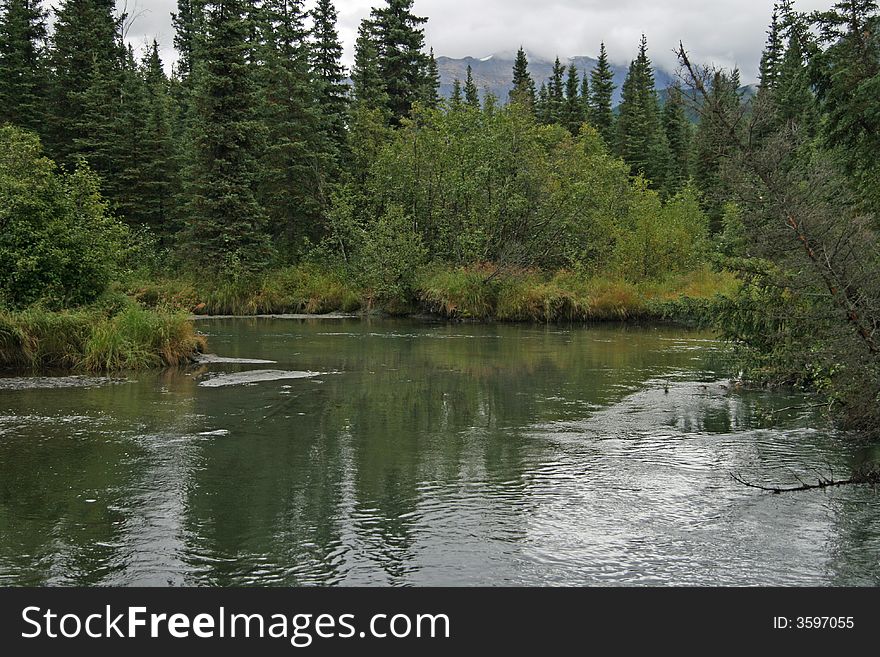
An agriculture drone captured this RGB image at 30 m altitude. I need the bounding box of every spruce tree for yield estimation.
[536,82,549,123]
[422,48,441,108]
[183,0,271,271]
[562,63,585,135]
[663,84,692,195]
[0,0,48,133]
[138,41,178,239]
[255,0,329,248]
[464,64,480,108]
[588,42,616,144]
[351,19,387,110]
[370,0,430,124]
[545,56,565,124]
[109,45,151,226]
[310,0,348,149]
[107,43,179,234]
[46,0,122,169]
[510,46,536,108]
[775,31,817,135]
[693,70,742,230]
[580,71,590,120]
[758,4,784,93]
[172,0,203,82]
[450,78,462,109]
[615,35,668,187]
[813,0,880,210]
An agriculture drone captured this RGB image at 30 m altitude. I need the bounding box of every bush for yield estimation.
[353,204,427,306]
[0,126,128,310]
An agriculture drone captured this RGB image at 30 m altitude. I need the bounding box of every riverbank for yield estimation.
[0,304,206,372]
[129,264,737,325]
[1,266,734,373]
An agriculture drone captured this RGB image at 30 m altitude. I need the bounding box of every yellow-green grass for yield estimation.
[127,264,737,324]
[419,265,738,323]
[0,305,205,372]
[130,265,362,316]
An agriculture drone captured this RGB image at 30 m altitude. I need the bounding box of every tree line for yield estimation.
[0,0,731,273]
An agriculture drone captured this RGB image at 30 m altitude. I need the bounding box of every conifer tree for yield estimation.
[758,4,784,93]
[46,0,122,169]
[693,69,741,229]
[588,42,615,144]
[562,63,585,135]
[109,45,150,225]
[0,0,48,133]
[615,35,668,187]
[812,0,880,210]
[310,0,348,149]
[510,46,536,108]
[172,0,203,82]
[422,48,441,108]
[580,71,590,119]
[183,0,271,271]
[663,83,692,195]
[464,64,480,108]
[545,56,565,124]
[450,78,463,109]
[255,0,329,247]
[107,43,177,235]
[536,82,549,123]
[775,31,817,135]
[351,19,387,110]
[370,0,430,123]
[138,41,178,238]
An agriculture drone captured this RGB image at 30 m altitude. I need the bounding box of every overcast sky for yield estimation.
[118,0,832,82]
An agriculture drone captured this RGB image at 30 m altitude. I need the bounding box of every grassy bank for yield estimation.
[0,304,206,372]
[128,264,737,324]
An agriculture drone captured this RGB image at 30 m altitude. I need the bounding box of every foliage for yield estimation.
[341,102,708,282]
[588,43,616,145]
[615,35,669,189]
[351,204,427,306]
[181,0,272,273]
[612,183,709,280]
[0,126,126,310]
[0,0,48,133]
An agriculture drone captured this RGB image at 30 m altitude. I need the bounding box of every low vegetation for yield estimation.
[0,303,205,372]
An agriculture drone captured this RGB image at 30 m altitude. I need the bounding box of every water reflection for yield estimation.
[0,319,877,586]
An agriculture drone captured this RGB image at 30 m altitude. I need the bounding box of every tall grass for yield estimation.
[418,265,737,323]
[127,263,737,324]
[0,305,205,372]
[131,265,362,315]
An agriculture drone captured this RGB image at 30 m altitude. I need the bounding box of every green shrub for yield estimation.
[0,127,128,309]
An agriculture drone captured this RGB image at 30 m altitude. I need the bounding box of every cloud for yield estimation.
[118,0,833,81]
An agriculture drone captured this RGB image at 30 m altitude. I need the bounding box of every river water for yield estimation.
[1,318,878,586]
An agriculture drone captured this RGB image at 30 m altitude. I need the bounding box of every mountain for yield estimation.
[435,51,677,105]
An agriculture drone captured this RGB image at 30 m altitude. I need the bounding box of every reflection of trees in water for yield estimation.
[0,372,200,585]
[0,320,759,585]
[823,443,880,586]
[175,321,728,585]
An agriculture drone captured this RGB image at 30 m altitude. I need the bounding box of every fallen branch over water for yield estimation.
[731,468,880,494]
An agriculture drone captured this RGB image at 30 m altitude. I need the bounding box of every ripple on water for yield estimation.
[0,376,128,391]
